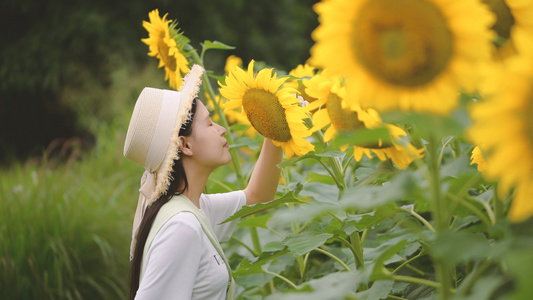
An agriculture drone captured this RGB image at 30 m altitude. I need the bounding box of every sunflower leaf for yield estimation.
[201,40,235,51]
[221,183,303,223]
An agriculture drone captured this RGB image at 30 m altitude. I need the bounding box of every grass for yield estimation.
[0,120,141,299]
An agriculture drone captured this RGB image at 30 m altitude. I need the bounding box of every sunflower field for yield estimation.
[136,1,533,299]
[3,0,533,299]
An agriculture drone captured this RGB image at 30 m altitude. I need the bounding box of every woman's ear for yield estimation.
[178,136,193,157]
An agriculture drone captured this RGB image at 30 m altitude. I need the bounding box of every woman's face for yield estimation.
[184,101,231,170]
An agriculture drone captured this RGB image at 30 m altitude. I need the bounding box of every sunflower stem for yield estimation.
[329,157,346,196]
[427,137,453,300]
[492,185,504,222]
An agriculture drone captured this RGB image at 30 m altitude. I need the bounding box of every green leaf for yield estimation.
[440,155,476,179]
[355,280,394,300]
[269,201,341,225]
[230,136,261,150]
[366,239,409,277]
[300,182,339,204]
[201,40,235,51]
[264,271,366,300]
[344,206,393,233]
[340,171,421,211]
[505,249,533,300]
[233,247,290,277]
[238,213,272,229]
[308,172,337,185]
[282,222,334,257]
[332,128,392,149]
[382,107,470,140]
[432,231,492,266]
[222,183,303,223]
[278,152,315,168]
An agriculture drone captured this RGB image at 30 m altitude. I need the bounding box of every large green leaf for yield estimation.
[222,184,303,223]
[282,222,333,257]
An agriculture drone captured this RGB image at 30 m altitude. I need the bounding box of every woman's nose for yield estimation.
[217,124,227,135]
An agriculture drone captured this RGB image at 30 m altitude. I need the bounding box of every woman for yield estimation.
[124,64,282,299]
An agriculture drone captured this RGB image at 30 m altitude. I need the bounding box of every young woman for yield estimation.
[124,64,282,299]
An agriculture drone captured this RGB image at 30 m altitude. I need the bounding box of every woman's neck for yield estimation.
[181,161,212,208]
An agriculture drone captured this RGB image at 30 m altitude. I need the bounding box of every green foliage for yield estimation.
[0,121,139,299]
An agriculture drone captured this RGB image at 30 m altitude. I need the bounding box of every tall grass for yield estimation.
[0,120,141,299]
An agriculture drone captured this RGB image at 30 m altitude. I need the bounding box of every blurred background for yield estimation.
[0,0,318,165]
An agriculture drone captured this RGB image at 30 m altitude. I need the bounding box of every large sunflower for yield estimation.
[219,60,314,158]
[142,9,190,90]
[469,57,533,222]
[483,0,533,60]
[309,0,495,114]
[305,70,424,169]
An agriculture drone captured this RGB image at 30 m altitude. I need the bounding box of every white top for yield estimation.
[135,191,246,300]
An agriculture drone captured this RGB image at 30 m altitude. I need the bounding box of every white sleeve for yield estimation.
[200,190,247,242]
[135,213,202,300]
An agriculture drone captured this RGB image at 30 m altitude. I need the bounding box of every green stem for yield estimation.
[393,250,426,275]
[338,236,359,264]
[249,228,262,255]
[457,260,492,296]
[492,185,504,222]
[389,274,442,290]
[315,247,351,272]
[454,196,492,228]
[263,270,298,289]
[350,232,365,269]
[398,207,436,232]
[427,137,452,300]
[231,236,257,256]
[329,157,346,196]
[388,295,408,300]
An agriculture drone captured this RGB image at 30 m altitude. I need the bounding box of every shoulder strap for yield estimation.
[140,194,235,299]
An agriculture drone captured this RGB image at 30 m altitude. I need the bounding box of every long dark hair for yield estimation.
[129,98,198,299]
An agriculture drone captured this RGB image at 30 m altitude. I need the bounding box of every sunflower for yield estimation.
[470,146,487,173]
[142,9,190,90]
[285,64,319,107]
[225,55,243,74]
[468,57,533,222]
[219,60,314,158]
[309,0,495,114]
[482,0,533,60]
[305,70,424,169]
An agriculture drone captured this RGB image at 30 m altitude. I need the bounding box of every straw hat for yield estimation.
[124,64,204,259]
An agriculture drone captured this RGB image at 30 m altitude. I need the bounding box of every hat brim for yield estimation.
[151,64,204,203]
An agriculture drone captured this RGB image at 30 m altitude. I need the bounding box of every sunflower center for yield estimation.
[242,88,292,142]
[353,0,453,87]
[326,93,365,131]
[483,0,515,42]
